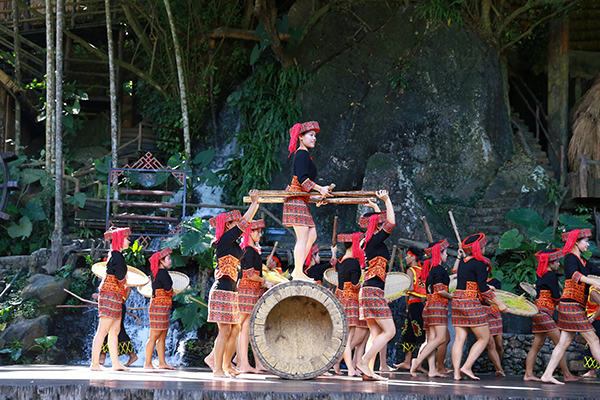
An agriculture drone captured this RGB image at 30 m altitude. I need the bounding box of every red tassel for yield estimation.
[536,253,550,278]
[111,229,125,252]
[563,229,581,255]
[288,123,302,157]
[150,252,161,278]
[241,225,251,249]
[420,259,431,282]
[364,214,379,244]
[214,213,227,242]
[352,232,365,269]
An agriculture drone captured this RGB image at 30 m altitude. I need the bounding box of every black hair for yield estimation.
[407,247,424,260]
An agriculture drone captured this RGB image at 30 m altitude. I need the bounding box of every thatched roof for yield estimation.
[569,72,600,177]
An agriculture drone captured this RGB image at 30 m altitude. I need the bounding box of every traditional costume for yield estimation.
[584,288,600,370]
[304,244,336,285]
[557,229,598,332]
[422,239,450,328]
[99,228,131,320]
[452,233,498,327]
[101,302,134,355]
[282,121,320,227]
[484,277,503,336]
[335,233,367,328]
[148,248,174,331]
[238,220,266,314]
[532,248,563,333]
[208,210,249,324]
[402,249,427,352]
[359,211,395,320]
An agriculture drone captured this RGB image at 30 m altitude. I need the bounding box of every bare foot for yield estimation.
[417,366,428,374]
[437,367,453,374]
[581,370,596,379]
[428,371,447,378]
[322,371,333,376]
[355,363,373,379]
[394,362,410,370]
[453,373,464,381]
[112,364,130,371]
[237,366,262,374]
[460,367,480,381]
[213,370,230,378]
[379,365,398,373]
[292,272,313,282]
[523,373,541,381]
[158,364,176,370]
[495,370,506,377]
[224,366,240,377]
[90,364,105,371]
[348,371,362,377]
[144,363,156,370]
[99,353,106,365]
[124,353,138,367]
[564,374,582,382]
[204,355,215,372]
[409,359,419,377]
[541,375,564,385]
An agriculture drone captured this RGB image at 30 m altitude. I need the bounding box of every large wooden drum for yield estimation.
[249,281,348,380]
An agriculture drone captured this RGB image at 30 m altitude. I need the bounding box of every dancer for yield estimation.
[304,244,338,285]
[237,219,267,374]
[334,231,369,376]
[541,229,600,385]
[355,190,396,381]
[484,274,505,376]
[582,287,600,378]
[282,121,333,280]
[206,190,260,378]
[524,248,580,382]
[410,239,457,377]
[144,248,175,370]
[451,233,507,381]
[396,247,426,370]
[90,227,131,371]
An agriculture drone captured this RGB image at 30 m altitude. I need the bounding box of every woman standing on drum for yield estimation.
[90,227,131,371]
[355,190,395,381]
[541,229,600,385]
[144,248,175,370]
[283,121,333,281]
[524,248,579,382]
[451,233,506,381]
[237,219,267,374]
[206,190,260,378]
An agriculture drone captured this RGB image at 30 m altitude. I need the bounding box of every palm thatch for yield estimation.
[569,72,600,178]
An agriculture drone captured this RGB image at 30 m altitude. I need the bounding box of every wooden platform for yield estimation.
[2,365,600,399]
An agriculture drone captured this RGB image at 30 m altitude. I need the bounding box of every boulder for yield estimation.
[0,315,53,352]
[21,274,70,307]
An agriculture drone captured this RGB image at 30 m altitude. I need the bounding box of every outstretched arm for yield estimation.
[377,190,395,225]
[243,189,260,223]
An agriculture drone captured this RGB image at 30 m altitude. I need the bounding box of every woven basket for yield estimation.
[494,289,538,317]
[323,268,338,287]
[588,275,600,284]
[262,266,289,285]
[384,272,411,302]
[137,271,190,298]
[91,262,149,287]
[519,282,537,298]
[449,277,457,293]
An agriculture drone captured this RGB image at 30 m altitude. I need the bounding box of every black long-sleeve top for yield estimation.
[363,228,393,290]
[214,225,244,291]
[152,269,173,297]
[536,270,561,300]
[290,149,317,190]
[456,258,491,294]
[426,264,450,294]
[480,277,501,305]
[240,246,263,277]
[305,260,335,283]
[338,258,361,289]
[106,251,127,281]
[562,253,600,303]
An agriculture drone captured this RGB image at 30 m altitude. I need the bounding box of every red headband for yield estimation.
[241,220,265,249]
[210,210,243,242]
[288,121,320,157]
[422,240,447,282]
[305,244,320,266]
[150,248,173,278]
[562,229,585,255]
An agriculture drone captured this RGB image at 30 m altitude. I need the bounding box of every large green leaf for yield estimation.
[506,209,545,231]
[193,149,215,170]
[161,234,181,250]
[65,192,86,208]
[7,216,32,239]
[20,169,45,185]
[20,201,46,221]
[558,214,593,230]
[171,288,208,332]
[527,226,554,244]
[181,230,211,256]
[498,228,525,250]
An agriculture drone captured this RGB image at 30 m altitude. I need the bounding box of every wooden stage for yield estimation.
[1,365,600,399]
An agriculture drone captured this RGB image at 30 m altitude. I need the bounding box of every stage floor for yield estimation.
[1,365,600,399]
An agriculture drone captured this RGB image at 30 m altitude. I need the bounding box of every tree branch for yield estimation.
[495,0,575,37]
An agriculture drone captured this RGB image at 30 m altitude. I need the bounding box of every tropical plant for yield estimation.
[122,240,146,268]
[171,287,209,333]
[29,336,58,354]
[0,339,23,362]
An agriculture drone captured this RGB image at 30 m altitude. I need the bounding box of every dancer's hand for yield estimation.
[249,189,259,204]
[457,248,466,259]
[316,184,333,198]
[364,198,380,212]
[497,302,508,313]
[376,190,389,201]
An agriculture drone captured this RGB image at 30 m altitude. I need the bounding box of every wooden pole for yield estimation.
[388,245,397,272]
[63,288,98,305]
[332,216,338,246]
[422,216,433,242]
[189,296,209,308]
[244,196,376,204]
[254,190,377,197]
[448,211,462,247]
[398,248,405,273]
[267,241,278,265]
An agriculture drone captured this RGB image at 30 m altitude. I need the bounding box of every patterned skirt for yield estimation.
[208,288,241,324]
[336,290,367,328]
[532,307,557,333]
[238,286,265,314]
[451,290,488,327]
[423,296,449,327]
[485,306,503,336]
[149,296,172,331]
[359,286,392,320]
[282,197,314,227]
[98,291,123,320]
[557,301,593,332]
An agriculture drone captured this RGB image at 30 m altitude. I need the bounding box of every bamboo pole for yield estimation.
[422,216,433,242]
[332,216,338,246]
[398,248,405,273]
[63,289,97,305]
[254,190,378,197]
[448,211,462,247]
[388,245,397,272]
[189,296,209,308]
[243,196,376,204]
[267,241,278,266]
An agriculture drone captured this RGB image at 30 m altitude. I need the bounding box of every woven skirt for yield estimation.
[359,286,392,320]
[149,298,172,330]
[451,291,487,327]
[485,306,503,336]
[557,302,593,332]
[98,291,123,319]
[208,288,241,324]
[282,197,314,227]
[238,286,265,314]
[532,307,557,333]
[423,297,449,327]
[336,291,367,327]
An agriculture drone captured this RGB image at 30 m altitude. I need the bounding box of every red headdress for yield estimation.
[241,220,265,249]
[288,121,320,157]
[462,233,492,271]
[305,244,320,267]
[535,248,563,278]
[104,227,131,252]
[209,210,242,243]
[337,232,366,268]
[150,248,173,278]
[422,239,449,282]
[561,228,592,254]
[359,211,387,244]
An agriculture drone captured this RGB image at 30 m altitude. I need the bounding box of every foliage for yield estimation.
[220,61,313,203]
[122,240,146,268]
[250,16,302,65]
[416,0,466,26]
[544,177,563,206]
[55,264,93,307]
[171,287,209,332]
[161,217,215,270]
[0,339,23,362]
[29,336,58,354]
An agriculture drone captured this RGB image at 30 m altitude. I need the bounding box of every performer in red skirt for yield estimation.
[355,190,395,381]
[304,244,338,285]
[582,288,600,378]
[334,231,368,377]
[410,239,456,377]
[524,248,580,381]
[205,190,260,378]
[283,121,333,280]
[236,219,267,374]
[144,247,175,370]
[484,274,504,376]
[451,233,507,381]
[541,229,600,385]
[90,227,131,371]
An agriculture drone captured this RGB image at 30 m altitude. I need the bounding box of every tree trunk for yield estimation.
[481,0,492,34]
[48,0,65,273]
[12,0,21,155]
[45,0,54,172]
[254,0,293,69]
[106,0,118,187]
[163,0,190,158]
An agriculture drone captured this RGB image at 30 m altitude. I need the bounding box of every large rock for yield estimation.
[20,274,70,307]
[0,315,53,352]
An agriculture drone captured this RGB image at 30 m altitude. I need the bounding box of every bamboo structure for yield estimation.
[243,196,376,204]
